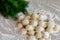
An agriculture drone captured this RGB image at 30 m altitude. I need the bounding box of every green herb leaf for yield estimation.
[0,0,28,20]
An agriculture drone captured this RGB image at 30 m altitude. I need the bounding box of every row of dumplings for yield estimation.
[17,11,60,40]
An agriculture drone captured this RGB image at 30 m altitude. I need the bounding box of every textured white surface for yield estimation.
[0,0,60,40]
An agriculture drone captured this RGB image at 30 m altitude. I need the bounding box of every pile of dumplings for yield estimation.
[17,11,60,40]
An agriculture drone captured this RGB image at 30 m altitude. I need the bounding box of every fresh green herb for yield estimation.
[0,0,28,20]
